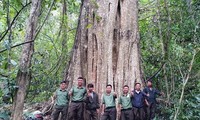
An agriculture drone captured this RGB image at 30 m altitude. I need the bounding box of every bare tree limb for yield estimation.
[0,73,9,77]
[0,40,34,53]
[0,28,75,53]
[0,2,31,42]
[178,64,184,79]
[173,51,196,120]
[34,0,55,40]
[146,63,165,81]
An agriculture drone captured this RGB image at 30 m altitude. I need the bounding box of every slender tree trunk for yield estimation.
[6,0,13,102]
[12,0,41,120]
[163,0,171,102]
[157,0,170,102]
[174,51,196,120]
[65,0,141,96]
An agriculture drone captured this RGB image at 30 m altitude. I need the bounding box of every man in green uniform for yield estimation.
[51,80,69,120]
[118,85,133,120]
[68,77,87,120]
[101,84,117,120]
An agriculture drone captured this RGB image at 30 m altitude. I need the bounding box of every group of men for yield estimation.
[51,77,163,120]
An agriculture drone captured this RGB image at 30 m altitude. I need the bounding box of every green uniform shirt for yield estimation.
[71,86,86,102]
[119,93,132,110]
[102,93,116,108]
[55,88,69,106]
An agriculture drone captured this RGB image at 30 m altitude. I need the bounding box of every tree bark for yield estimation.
[12,0,41,120]
[65,0,141,96]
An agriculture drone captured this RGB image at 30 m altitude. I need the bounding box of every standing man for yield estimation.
[101,84,117,120]
[131,83,148,120]
[51,80,69,120]
[85,83,100,120]
[68,77,87,120]
[118,85,133,120]
[143,80,164,120]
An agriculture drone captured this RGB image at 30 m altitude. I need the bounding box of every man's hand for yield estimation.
[96,109,99,114]
[51,97,54,104]
[87,91,92,97]
[51,95,56,104]
[69,91,72,96]
[101,104,105,116]
[101,111,104,115]
[117,109,121,119]
[145,99,150,106]
[146,102,150,106]
[131,91,134,96]
[113,92,117,97]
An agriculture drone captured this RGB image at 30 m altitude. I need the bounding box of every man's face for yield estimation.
[88,87,94,92]
[106,86,112,93]
[123,86,129,94]
[60,83,67,90]
[147,81,152,87]
[77,79,83,86]
[135,84,141,91]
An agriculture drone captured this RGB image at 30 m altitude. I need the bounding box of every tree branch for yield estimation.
[173,51,196,120]
[0,40,34,53]
[0,2,31,42]
[146,63,165,82]
[0,73,9,77]
[0,28,75,53]
[34,0,55,40]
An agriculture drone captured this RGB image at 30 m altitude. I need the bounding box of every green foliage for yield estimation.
[0,0,80,104]
[95,13,102,23]
[0,112,10,120]
[139,0,200,119]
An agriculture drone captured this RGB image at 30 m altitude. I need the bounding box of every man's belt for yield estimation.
[121,108,132,111]
[105,106,116,109]
[71,101,83,103]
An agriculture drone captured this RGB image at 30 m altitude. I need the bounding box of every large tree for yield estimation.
[12,0,41,119]
[65,0,142,95]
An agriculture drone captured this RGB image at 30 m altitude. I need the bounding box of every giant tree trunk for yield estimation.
[65,0,141,96]
[12,0,41,120]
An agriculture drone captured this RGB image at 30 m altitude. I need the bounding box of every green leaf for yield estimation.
[0,112,10,120]
[2,61,8,69]
[10,60,17,66]
[195,95,200,102]
[3,40,11,50]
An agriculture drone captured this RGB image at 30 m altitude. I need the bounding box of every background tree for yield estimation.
[139,0,200,119]
[12,0,41,119]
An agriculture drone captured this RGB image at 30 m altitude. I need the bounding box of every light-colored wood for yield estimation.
[12,0,41,120]
[65,0,142,99]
